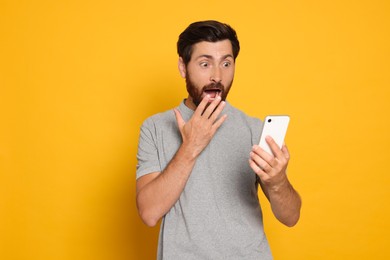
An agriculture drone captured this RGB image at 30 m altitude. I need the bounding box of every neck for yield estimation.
[184,96,196,111]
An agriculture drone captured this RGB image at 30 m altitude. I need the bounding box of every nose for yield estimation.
[210,67,222,83]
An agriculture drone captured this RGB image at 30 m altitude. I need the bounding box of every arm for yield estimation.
[136,96,227,227]
[249,136,301,227]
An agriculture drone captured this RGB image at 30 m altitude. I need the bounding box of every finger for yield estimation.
[211,113,227,131]
[203,95,223,118]
[194,95,210,117]
[282,144,290,161]
[250,150,272,173]
[208,100,226,122]
[265,136,284,159]
[173,108,185,129]
[252,144,275,165]
[249,158,269,180]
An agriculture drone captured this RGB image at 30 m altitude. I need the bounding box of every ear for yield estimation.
[178,57,186,78]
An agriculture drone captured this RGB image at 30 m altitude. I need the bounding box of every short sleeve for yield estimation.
[136,118,162,179]
[251,117,263,146]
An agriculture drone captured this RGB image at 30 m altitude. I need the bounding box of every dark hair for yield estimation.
[177,20,240,65]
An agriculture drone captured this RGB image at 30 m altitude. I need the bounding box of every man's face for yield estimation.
[179,40,235,110]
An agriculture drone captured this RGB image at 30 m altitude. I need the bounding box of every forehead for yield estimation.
[191,40,233,59]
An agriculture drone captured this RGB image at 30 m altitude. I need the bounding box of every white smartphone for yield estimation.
[259,115,290,156]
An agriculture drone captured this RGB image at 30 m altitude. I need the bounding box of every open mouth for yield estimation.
[203,88,222,99]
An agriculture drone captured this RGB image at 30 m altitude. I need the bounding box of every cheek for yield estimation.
[190,74,210,87]
[223,70,235,84]
[194,70,210,81]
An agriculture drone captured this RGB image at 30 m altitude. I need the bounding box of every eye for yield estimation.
[222,61,231,67]
[200,62,209,68]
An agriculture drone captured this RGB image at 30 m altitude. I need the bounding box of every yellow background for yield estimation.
[1,0,389,259]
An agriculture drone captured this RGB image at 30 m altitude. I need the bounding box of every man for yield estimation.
[136,20,301,259]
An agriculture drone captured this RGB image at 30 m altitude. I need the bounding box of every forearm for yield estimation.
[136,143,197,227]
[264,178,301,227]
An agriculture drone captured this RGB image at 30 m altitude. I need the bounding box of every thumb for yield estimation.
[281,144,290,161]
[173,108,185,129]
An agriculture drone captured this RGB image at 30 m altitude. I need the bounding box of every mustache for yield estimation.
[202,82,224,91]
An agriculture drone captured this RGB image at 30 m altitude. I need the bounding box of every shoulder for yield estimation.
[227,103,262,126]
[226,103,263,144]
[140,100,191,131]
[137,108,178,149]
[140,108,176,131]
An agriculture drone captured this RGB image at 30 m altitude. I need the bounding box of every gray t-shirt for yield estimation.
[136,101,272,260]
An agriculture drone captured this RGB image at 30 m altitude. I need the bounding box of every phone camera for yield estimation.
[268,119,272,123]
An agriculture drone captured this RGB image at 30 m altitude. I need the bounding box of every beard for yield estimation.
[185,73,233,107]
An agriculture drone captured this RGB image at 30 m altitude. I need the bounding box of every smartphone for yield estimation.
[259,115,290,156]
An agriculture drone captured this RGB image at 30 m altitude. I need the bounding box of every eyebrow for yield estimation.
[195,54,234,60]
